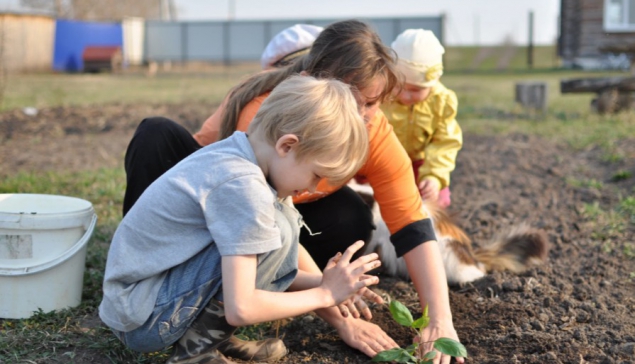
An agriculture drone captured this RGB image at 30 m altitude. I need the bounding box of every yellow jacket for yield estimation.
[381,82,462,189]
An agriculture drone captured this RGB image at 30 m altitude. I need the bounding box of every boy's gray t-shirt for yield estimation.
[99,132,299,332]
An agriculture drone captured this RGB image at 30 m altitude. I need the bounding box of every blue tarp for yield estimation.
[53,19,123,72]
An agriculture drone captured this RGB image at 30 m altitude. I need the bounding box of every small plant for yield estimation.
[373,300,467,363]
[619,196,635,223]
[611,170,632,182]
[602,152,624,164]
[581,202,602,219]
[566,177,603,189]
[623,243,635,259]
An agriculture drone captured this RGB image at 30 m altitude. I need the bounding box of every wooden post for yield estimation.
[527,11,534,69]
[515,82,547,111]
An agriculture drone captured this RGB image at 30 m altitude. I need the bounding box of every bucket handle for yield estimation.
[0,214,97,277]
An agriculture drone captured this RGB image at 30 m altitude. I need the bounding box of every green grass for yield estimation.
[440,70,635,150]
[566,178,604,190]
[1,64,260,111]
[444,45,560,72]
[1,63,635,362]
[579,196,635,258]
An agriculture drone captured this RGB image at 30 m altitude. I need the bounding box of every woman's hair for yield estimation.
[220,19,400,139]
[247,75,368,186]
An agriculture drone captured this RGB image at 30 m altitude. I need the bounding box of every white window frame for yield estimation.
[604,0,635,32]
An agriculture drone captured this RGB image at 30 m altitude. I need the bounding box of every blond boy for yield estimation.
[99,76,380,363]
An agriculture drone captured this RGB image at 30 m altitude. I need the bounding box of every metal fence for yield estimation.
[144,16,444,63]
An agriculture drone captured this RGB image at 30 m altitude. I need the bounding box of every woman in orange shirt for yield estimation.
[123,20,463,364]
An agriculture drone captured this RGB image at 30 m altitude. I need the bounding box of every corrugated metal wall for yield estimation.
[0,13,54,72]
[144,17,444,63]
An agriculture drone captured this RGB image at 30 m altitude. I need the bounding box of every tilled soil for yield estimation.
[1,104,634,363]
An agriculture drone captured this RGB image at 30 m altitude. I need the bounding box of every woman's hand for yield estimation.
[415,319,465,364]
[321,241,381,306]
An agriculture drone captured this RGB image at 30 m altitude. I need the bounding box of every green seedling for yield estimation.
[611,170,632,182]
[373,300,467,363]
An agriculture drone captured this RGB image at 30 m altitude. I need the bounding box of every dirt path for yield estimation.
[1,104,634,363]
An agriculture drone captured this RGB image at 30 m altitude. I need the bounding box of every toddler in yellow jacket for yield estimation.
[381,29,463,208]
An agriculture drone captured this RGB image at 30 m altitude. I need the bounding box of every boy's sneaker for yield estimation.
[217,335,287,362]
[167,349,236,364]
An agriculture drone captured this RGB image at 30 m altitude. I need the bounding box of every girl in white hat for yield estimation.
[382,29,463,208]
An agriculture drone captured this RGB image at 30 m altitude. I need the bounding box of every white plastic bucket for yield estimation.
[0,193,97,319]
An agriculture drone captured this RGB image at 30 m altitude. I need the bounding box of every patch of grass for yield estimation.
[444,45,558,72]
[580,200,634,258]
[442,70,635,151]
[590,211,625,240]
[619,196,635,223]
[0,305,170,363]
[624,243,635,259]
[581,202,603,220]
[612,170,633,182]
[1,67,259,111]
[567,178,604,190]
[603,152,625,164]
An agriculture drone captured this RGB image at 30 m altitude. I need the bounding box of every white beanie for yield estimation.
[260,24,324,69]
[391,29,445,88]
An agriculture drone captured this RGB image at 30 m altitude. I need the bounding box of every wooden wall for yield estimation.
[0,13,55,72]
[559,0,635,61]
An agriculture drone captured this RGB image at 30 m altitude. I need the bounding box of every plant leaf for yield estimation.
[412,315,430,329]
[404,343,418,354]
[373,348,406,362]
[423,350,438,360]
[395,351,419,363]
[372,348,417,363]
[433,337,468,357]
[389,300,413,327]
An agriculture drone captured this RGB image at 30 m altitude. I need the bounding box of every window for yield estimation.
[604,0,635,31]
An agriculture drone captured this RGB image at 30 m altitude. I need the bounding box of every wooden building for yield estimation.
[559,0,635,68]
[0,12,55,72]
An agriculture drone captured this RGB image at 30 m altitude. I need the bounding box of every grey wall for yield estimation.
[144,16,444,63]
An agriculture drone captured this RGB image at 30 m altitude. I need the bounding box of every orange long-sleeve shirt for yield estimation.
[193,93,435,256]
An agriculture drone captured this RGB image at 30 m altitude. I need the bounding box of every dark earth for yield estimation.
[1,103,634,363]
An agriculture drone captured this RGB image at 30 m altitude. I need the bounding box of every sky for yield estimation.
[0,0,561,46]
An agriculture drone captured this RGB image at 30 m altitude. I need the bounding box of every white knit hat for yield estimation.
[260,24,324,69]
[391,29,445,88]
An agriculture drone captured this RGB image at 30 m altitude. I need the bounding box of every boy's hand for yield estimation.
[334,315,399,357]
[329,251,384,320]
[337,284,383,319]
[321,241,381,306]
[418,178,440,202]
